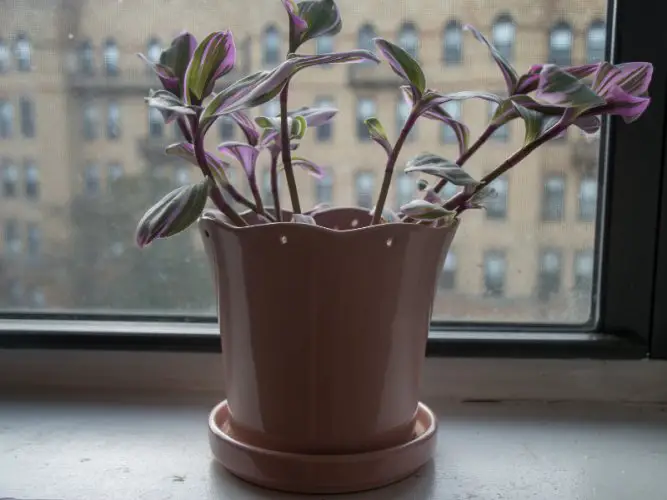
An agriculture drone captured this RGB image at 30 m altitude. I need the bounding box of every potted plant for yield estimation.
[134,0,653,494]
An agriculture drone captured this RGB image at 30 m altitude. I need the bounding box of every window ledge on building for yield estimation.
[1,394,666,500]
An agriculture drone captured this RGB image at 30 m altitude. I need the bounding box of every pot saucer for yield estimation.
[208,400,438,494]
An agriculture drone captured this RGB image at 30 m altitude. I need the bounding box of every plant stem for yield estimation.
[177,117,193,143]
[248,173,265,215]
[434,124,498,194]
[270,151,283,222]
[371,109,420,225]
[223,184,276,222]
[279,84,301,214]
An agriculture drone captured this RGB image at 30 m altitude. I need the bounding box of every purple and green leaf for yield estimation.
[536,65,605,110]
[145,89,196,124]
[405,153,477,186]
[289,156,325,178]
[400,199,457,222]
[218,142,260,179]
[464,24,518,94]
[374,37,426,95]
[364,117,392,157]
[184,31,236,104]
[293,0,342,48]
[164,142,230,186]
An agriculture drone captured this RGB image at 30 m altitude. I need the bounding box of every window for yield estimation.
[19,97,35,138]
[82,101,98,141]
[262,100,280,119]
[316,35,334,55]
[491,14,515,62]
[78,40,95,75]
[315,97,334,142]
[0,100,13,138]
[486,177,508,220]
[148,107,163,137]
[398,22,419,60]
[587,20,606,63]
[443,20,462,65]
[396,173,414,210]
[84,163,100,195]
[440,100,461,144]
[579,177,597,221]
[14,33,31,72]
[4,219,20,254]
[542,174,565,221]
[356,98,376,140]
[574,250,594,293]
[107,100,121,140]
[147,37,162,64]
[439,251,457,290]
[103,38,119,76]
[355,171,375,209]
[263,25,280,66]
[483,250,506,297]
[25,160,39,200]
[549,22,573,66]
[397,98,416,141]
[0,38,10,73]
[218,115,235,141]
[261,169,272,203]
[537,249,562,301]
[175,166,190,186]
[26,222,40,258]
[2,159,18,197]
[108,162,123,184]
[488,100,509,141]
[315,168,334,205]
[358,24,377,54]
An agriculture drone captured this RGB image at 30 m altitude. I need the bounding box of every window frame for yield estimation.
[0,0,665,361]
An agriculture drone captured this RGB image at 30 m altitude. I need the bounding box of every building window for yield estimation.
[537,249,562,301]
[107,100,121,140]
[0,100,13,138]
[358,24,377,55]
[355,171,375,209]
[492,14,515,62]
[82,101,98,141]
[488,100,509,141]
[175,166,190,186]
[486,177,508,220]
[357,98,376,140]
[443,20,462,65]
[263,25,281,66]
[316,35,334,55]
[574,250,594,293]
[147,37,162,63]
[25,160,39,200]
[483,250,507,297]
[549,22,573,66]
[439,251,457,290]
[108,162,123,184]
[14,33,31,72]
[103,38,119,76]
[26,223,40,258]
[262,99,280,119]
[542,174,565,221]
[315,97,334,142]
[2,159,18,197]
[148,107,163,137]
[315,168,334,205]
[587,20,606,63]
[78,40,94,75]
[396,98,416,141]
[19,97,35,138]
[84,163,100,195]
[579,177,598,221]
[398,22,419,60]
[218,115,235,140]
[4,219,21,254]
[440,100,461,144]
[396,173,414,210]
[0,38,11,73]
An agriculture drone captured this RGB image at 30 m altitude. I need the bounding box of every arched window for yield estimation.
[0,38,10,73]
[78,40,94,75]
[82,101,98,141]
[355,171,375,209]
[19,97,35,138]
[103,38,119,76]
[549,22,573,66]
[25,160,39,199]
[315,167,334,205]
[587,20,606,63]
[263,25,281,66]
[107,100,121,140]
[483,250,507,297]
[443,20,462,65]
[316,35,334,55]
[542,174,565,221]
[0,100,14,138]
[148,107,163,137]
[147,37,162,63]
[2,159,18,197]
[579,177,598,221]
[492,14,515,62]
[358,24,377,54]
[398,22,419,60]
[84,162,100,195]
[14,33,31,71]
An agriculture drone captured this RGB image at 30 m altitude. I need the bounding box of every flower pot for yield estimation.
[199,207,457,492]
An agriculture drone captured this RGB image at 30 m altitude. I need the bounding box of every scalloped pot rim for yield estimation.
[198,207,460,235]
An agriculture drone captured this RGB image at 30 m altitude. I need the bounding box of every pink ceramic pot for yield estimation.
[199,207,457,455]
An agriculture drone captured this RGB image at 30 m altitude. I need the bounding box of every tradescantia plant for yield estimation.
[135,0,653,247]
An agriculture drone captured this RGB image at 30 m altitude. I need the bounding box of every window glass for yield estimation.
[107,100,121,140]
[358,24,377,54]
[357,98,376,140]
[2,160,18,197]
[0,100,14,139]
[19,97,35,138]
[82,101,98,141]
[443,21,462,65]
[218,115,235,141]
[148,107,163,137]
[542,174,565,221]
[441,100,461,143]
[395,173,414,210]
[398,22,419,59]
[84,163,100,195]
[14,33,31,72]
[579,177,598,221]
[263,26,281,66]
[397,98,416,141]
[549,22,573,66]
[486,177,508,220]
[483,250,507,297]
[316,35,334,56]
[103,38,119,76]
[315,97,334,142]
[587,20,606,63]
[439,251,457,290]
[25,160,39,200]
[315,168,334,205]
[492,15,515,62]
[79,40,94,75]
[355,171,375,209]
[537,249,562,301]
[147,38,162,64]
[0,38,9,73]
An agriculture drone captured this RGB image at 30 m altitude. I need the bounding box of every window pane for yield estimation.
[0,0,608,324]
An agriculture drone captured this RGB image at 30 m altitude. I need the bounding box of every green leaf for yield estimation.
[416,179,429,191]
[374,38,426,95]
[296,0,343,47]
[405,153,478,186]
[365,117,392,156]
[511,101,545,144]
[184,31,235,104]
[145,89,196,124]
[464,24,518,94]
[159,32,197,82]
[290,115,308,140]
[536,65,605,110]
[400,200,457,222]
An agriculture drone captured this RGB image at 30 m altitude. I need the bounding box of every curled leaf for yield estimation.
[289,156,324,178]
[294,0,342,48]
[536,64,605,110]
[464,24,518,94]
[406,153,478,186]
[201,70,271,127]
[184,31,236,104]
[400,200,457,222]
[374,37,425,95]
[289,105,337,127]
[145,89,196,124]
[218,142,261,179]
[364,117,392,156]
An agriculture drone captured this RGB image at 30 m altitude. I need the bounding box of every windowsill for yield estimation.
[2,394,666,499]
